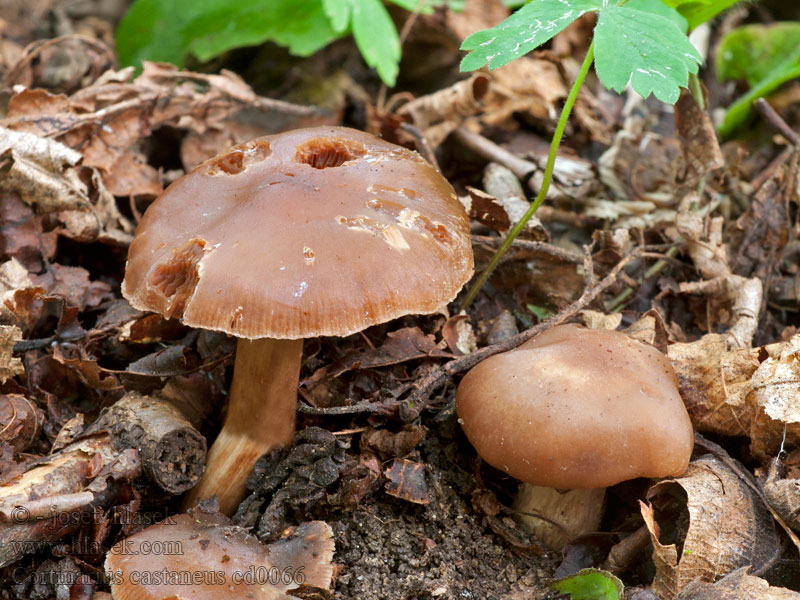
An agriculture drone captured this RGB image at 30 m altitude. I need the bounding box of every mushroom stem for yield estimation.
[183,337,303,515]
[513,483,605,551]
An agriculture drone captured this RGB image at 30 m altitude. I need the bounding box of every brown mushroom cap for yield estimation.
[456,324,693,489]
[122,126,473,339]
[105,511,334,600]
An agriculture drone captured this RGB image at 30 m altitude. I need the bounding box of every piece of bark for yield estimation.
[85,391,206,495]
[0,432,136,567]
[0,392,205,566]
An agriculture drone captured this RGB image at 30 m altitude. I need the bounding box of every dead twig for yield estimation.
[452,126,537,184]
[754,98,799,146]
[470,235,583,264]
[399,247,643,421]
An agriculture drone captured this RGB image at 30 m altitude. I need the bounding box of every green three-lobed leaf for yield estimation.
[595,3,702,103]
[460,0,603,72]
[460,0,703,105]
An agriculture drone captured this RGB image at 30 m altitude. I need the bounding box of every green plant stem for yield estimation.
[688,72,705,111]
[459,40,596,312]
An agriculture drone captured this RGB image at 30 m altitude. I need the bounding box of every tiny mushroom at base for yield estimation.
[456,324,694,550]
[122,126,474,515]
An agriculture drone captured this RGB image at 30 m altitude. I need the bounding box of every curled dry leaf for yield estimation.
[4,35,116,93]
[483,162,548,241]
[667,334,759,438]
[0,258,33,324]
[764,458,800,534]
[442,314,477,355]
[0,191,59,270]
[443,0,566,128]
[642,454,780,600]
[0,126,133,244]
[0,325,23,383]
[598,127,684,208]
[30,263,112,311]
[0,125,87,213]
[396,74,490,149]
[360,424,427,460]
[462,186,511,232]
[675,566,800,600]
[677,202,762,348]
[0,393,42,452]
[106,511,335,600]
[674,88,724,188]
[580,309,622,332]
[3,61,318,199]
[748,335,800,458]
[330,327,453,378]
[667,333,800,461]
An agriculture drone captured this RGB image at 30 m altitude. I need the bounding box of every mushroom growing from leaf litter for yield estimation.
[122,126,474,515]
[456,324,694,550]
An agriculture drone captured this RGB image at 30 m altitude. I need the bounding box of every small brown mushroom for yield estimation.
[456,324,693,550]
[122,126,473,515]
[105,510,334,599]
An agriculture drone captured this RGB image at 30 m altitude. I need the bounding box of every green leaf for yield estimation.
[716,22,800,86]
[716,22,800,136]
[351,0,402,86]
[386,0,435,13]
[527,304,552,320]
[551,569,624,600]
[594,3,701,104]
[116,0,205,67]
[323,0,352,33]
[185,0,336,61]
[627,0,689,32]
[661,0,740,30]
[116,0,337,68]
[459,0,603,72]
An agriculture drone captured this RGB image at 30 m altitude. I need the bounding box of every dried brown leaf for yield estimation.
[764,458,800,534]
[0,257,33,324]
[0,125,87,213]
[384,458,430,505]
[0,325,23,383]
[397,74,490,149]
[675,567,800,600]
[31,263,111,311]
[748,334,800,459]
[677,203,762,348]
[331,327,453,377]
[360,425,427,460]
[442,314,477,355]
[674,88,724,187]
[462,186,511,232]
[0,191,59,270]
[667,335,759,437]
[643,454,780,599]
[0,393,41,452]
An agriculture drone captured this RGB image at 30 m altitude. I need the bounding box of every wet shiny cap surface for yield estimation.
[122,126,473,339]
[456,324,694,489]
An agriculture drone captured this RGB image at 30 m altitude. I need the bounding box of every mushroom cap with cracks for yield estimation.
[456,324,694,489]
[122,126,474,339]
[121,126,474,516]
